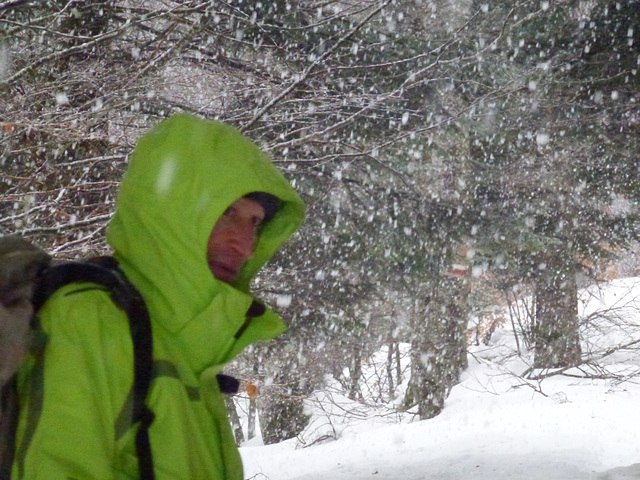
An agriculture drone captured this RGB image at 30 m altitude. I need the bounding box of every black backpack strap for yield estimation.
[33,260,156,480]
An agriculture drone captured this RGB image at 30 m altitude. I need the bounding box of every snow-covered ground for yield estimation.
[240,277,640,479]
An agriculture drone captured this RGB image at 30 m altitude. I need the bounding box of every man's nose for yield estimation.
[229,223,256,259]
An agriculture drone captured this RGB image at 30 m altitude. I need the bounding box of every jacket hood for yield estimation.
[106,114,305,340]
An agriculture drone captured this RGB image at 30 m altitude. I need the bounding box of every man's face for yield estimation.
[207,197,266,284]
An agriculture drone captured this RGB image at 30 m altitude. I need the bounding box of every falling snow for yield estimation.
[2,1,640,478]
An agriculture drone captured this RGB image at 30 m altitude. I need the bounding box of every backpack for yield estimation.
[0,236,240,480]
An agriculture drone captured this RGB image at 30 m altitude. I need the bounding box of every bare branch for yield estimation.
[240,0,393,132]
[16,213,112,236]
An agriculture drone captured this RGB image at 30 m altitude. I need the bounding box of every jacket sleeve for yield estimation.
[12,285,134,480]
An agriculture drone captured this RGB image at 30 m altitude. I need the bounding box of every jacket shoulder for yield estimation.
[36,282,130,339]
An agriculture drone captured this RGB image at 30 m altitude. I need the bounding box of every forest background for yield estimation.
[1,0,639,446]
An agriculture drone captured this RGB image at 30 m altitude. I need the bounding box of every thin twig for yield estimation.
[16,213,112,235]
[241,0,393,132]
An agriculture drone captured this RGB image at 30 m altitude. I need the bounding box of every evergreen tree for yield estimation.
[462,0,640,369]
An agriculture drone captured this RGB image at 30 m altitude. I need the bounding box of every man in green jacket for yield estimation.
[12,114,305,479]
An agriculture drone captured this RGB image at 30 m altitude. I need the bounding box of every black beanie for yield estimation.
[243,191,281,222]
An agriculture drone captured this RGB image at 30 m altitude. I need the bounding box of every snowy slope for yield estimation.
[240,278,640,480]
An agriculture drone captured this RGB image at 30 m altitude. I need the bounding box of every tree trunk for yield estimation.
[247,361,259,440]
[404,275,470,419]
[395,342,402,389]
[258,392,309,445]
[348,345,363,401]
[258,367,310,445]
[533,256,581,369]
[224,396,245,445]
[247,396,257,440]
[386,341,395,400]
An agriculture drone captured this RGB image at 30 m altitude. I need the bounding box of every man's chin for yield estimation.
[210,264,238,284]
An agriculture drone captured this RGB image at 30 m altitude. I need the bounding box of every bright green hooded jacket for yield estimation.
[12,114,305,480]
